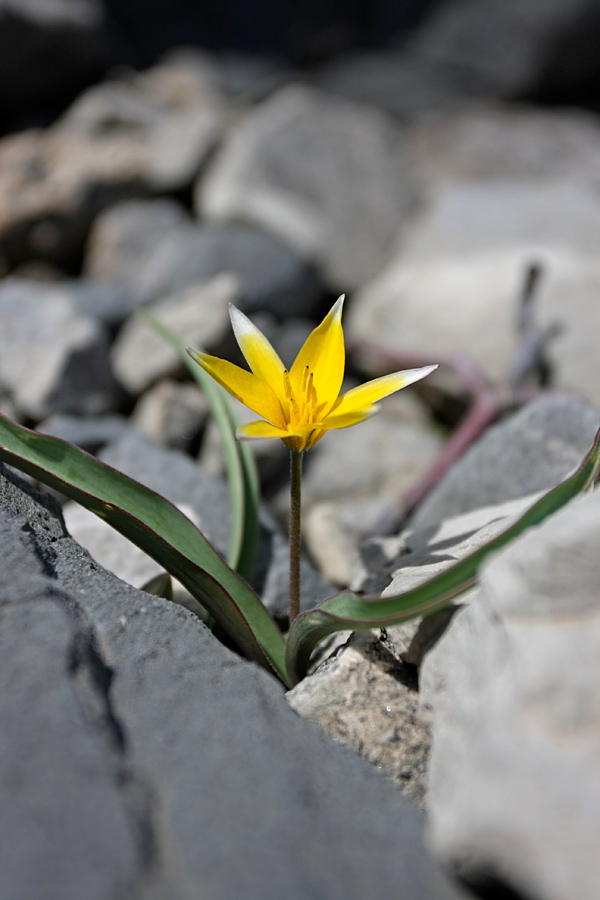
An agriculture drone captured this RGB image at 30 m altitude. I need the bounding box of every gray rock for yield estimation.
[65,279,144,328]
[0,511,142,899]
[348,177,600,404]
[132,379,209,453]
[317,51,464,119]
[252,506,334,621]
[406,104,600,192]
[287,630,431,808]
[198,84,413,291]
[319,0,600,115]
[295,395,443,585]
[37,413,129,454]
[110,274,238,396]
[0,278,118,421]
[199,398,288,494]
[62,500,207,618]
[85,197,188,285]
[0,0,108,130]
[0,55,221,266]
[97,428,330,619]
[0,126,146,268]
[410,395,600,529]
[422,487,600,900]
[99,429,231,558]
[353,492,547,670]
[59,54,222,192]
[0,463,466,900]
[86,199,322,316]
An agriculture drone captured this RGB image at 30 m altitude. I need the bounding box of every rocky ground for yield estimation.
[2,3,600,899]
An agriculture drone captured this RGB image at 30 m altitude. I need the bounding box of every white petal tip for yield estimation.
[186,346,202,362]
[402,364,439,386]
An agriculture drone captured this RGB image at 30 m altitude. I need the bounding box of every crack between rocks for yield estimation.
[459,869,538,900]
[61,584,161,891]
[20,519,164,896]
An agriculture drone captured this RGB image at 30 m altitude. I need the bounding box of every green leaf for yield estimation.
[0,413,289,686]
[285,427,600,685]
[141,571,174,601]
[136,310,260,581]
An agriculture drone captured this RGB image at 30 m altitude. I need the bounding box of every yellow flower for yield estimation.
[187,296,438,453]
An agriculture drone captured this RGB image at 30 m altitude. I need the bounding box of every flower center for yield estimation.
[283,367,318,428]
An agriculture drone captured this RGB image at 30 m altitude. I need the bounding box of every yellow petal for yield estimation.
[331,365,439,417]
[236,421,291,441]
[237,420,317,453]
[289,295,345,416]
[187,348,286,429]
[321,406,380,431]
[229,305,288,411]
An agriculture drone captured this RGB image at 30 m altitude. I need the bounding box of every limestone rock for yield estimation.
[0,278,118,421]
[296,394,443,585]
[37,413,129,454]
[0,55,221,266]
[287,630,431,808]
[111,274,238,396]
[319,0,600,115]
[132,379,209,453]
[86,199,322,315]
[60,53,222,192]
[348,180,600,406]
[407,104,600,192]
[422,487,600,900]
[410,395,600,530]
[0,463,466,900]
[198,84,413,290]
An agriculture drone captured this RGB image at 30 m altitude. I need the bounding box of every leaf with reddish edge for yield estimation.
[285,427,600,685]
[0,413,289,687]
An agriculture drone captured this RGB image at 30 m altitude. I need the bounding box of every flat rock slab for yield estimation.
[110,273,238,396]
[0,277,117,420]
[96,429,331,619]
[348,179,600,406]
[287,630,431,808]
[409,394,600,530]
[422,487,600,900]
[0,464,466,900]
[198,84,412,290]
[86,198,322,316]
[0,55,221,265]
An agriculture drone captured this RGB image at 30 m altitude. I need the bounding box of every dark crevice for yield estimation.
[459,870,538,900]
[19,520,63,578]
[67,626,126,753]
[2,469,164,891]
[61,599,162,886]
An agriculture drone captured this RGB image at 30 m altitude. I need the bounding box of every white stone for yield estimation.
[422,488,600,900]
[298,398,443,586]
[63,502,205,617]
[111,274,238,395]
[198,84,412,290]
[348,180,600,405]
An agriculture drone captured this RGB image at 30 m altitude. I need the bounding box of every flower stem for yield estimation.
[289,449,303,625]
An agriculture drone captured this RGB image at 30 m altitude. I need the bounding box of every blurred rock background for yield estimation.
[2,3,600,899]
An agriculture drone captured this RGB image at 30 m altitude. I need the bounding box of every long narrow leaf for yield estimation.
[286,427,600,684]
[0,414,288,686]
[223,397,260,580]
[137,310,260,581]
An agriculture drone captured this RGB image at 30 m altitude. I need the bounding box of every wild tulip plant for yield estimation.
[187,296,437,624]
[0,299,599,688]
